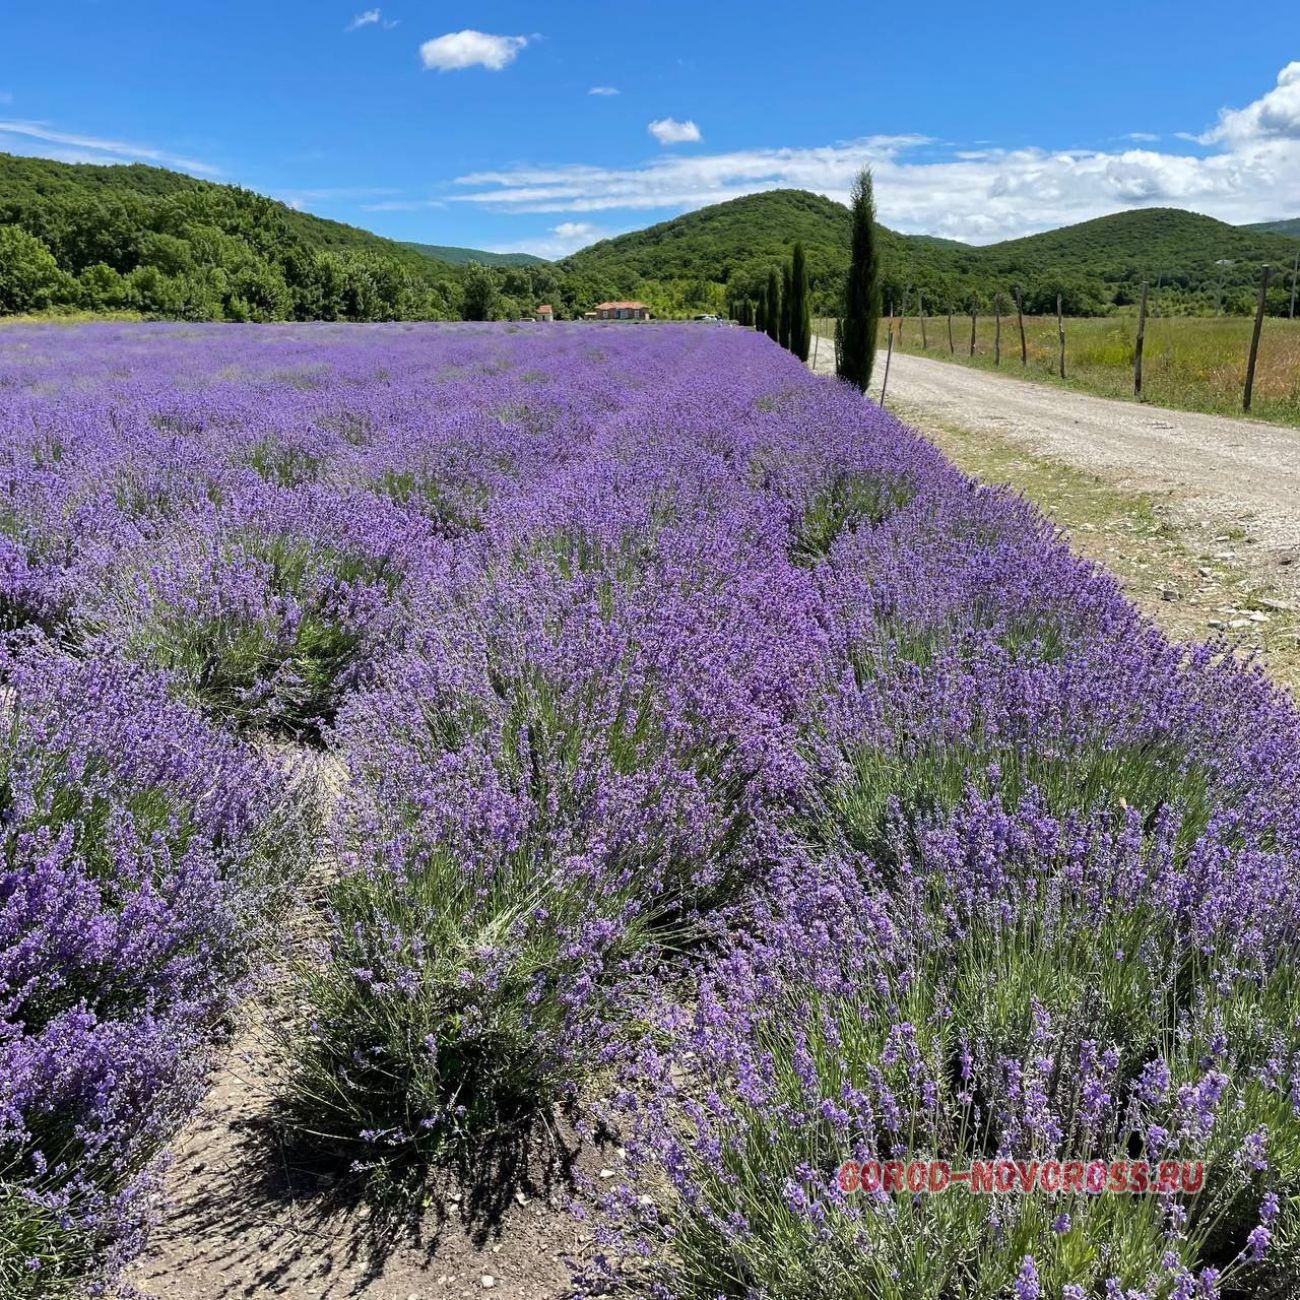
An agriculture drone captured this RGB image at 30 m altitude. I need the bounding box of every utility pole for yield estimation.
[1290,250,1298,321]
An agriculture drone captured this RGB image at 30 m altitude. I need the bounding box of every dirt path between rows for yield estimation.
[809,339,1300,689]
[127,751,605,1300]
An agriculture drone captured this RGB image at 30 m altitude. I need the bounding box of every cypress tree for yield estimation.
[754,290,767,335]
[790,241,811,362]
[837,168,882,392]
[779,261,793,350]
[765,268,781,343]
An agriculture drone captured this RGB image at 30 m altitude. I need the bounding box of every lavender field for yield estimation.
[2,322,1300,1299]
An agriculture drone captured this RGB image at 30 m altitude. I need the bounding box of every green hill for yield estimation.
[562,190,856,301]
[406,243,547,267]
[1244,218,1300,239]
[2,154,1294,323]
[0,151,471,319]
[563,190,1299,315]
[0,152,450,272]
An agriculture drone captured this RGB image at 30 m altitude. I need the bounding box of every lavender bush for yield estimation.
[2,321,1298,1296]
[0,637,301,1295]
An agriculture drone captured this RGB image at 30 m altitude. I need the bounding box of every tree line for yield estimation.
[727,243,813,361]
[2,155,1294,324]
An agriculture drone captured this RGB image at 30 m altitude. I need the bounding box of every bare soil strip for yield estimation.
[128,750,605,1300]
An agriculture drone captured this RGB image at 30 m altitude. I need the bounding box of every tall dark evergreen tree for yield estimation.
[765,268,781,342]
[779,261,793,350]
[754,289,767,335]
[790,241,811,361]
[837,168,882,392]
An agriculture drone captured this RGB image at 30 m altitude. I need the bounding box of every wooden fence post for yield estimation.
[1133,281,1149,398]
[969,301,977,356]
[1244,265,1271,413]
[880,325,895,407]
[947,309,955,355]
[919,291,927,349]
[1015,286,1027,365]
[1056,294,1066,380]
[994,294,1002,366]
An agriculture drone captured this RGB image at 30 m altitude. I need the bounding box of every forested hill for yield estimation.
[1246,218,1300,238]
[0,153,565,321]
[2,153,1296,321]
[405,243,547,267]
[562,189,1300,316]
[562,190,857,298]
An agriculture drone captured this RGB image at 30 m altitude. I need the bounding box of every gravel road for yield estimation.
[809,340,1300,580]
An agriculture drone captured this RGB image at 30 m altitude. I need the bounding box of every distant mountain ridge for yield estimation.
[561,189,1300,314]
[404,243,547,267]
[1,152,1294,320]
[1244,218,1300,239]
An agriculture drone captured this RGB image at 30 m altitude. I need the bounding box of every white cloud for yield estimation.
[648,117,701,145]
[450,65,1300,242]
[347,9,380,31]
[491,220,614,260]
[588,86,619,97]
[1201,61,1300,145]
[1126,131,1159,143]
[420,31,528,73]
[0,119,219,175]
[454,135,922,215]
[552,220,603,246]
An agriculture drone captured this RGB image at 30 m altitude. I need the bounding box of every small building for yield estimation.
[582,310,599,321]
[593,300,652,321]
[534,304,555,322]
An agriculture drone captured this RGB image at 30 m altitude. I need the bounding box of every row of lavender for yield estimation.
[2,322,1298,1297]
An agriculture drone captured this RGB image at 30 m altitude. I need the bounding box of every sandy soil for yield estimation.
[125,1016,609,1300]
[127,750,611,1300]
[809,341,1300,598]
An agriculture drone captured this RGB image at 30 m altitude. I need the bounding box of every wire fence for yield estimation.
[809,274,1300,426]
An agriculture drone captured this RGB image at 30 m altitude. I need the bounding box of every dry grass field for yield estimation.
[815,313,1300,427]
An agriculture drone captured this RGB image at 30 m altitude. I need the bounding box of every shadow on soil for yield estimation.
[160,1100,595,1297]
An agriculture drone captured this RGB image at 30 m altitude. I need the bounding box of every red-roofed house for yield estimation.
[534,304,555,321]
[593,300,652,320]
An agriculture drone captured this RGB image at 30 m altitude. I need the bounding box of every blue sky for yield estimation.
[1,2,1298,256]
